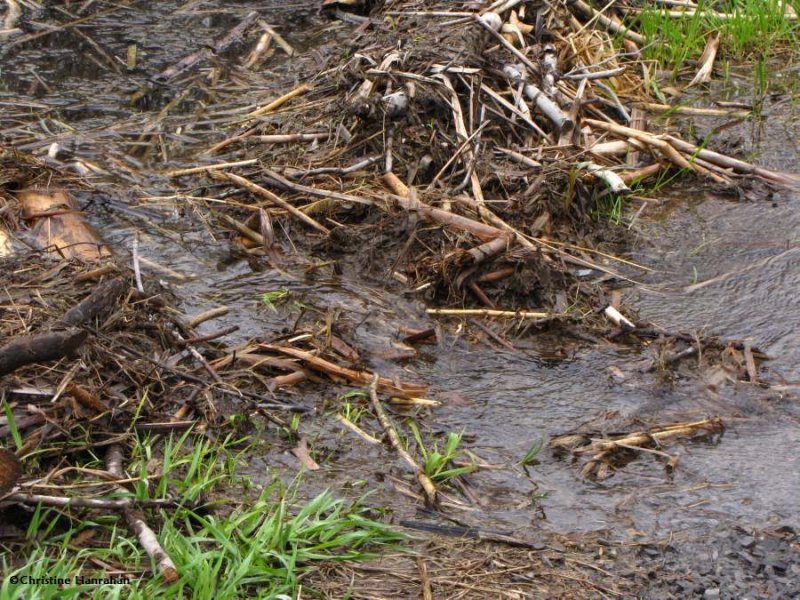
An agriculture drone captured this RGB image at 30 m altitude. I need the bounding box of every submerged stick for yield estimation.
[574,417,723,454]
[155,11,258,81]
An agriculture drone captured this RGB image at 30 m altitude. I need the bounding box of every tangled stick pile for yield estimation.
[191,0,800,330]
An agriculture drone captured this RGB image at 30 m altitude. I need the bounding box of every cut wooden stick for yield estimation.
[106,446,178,583]
[260,344,428,397]
[263,169,373,206]
[568,0,644,44]
[687,34,720,87]
[578,162,631,194]
[666,135,800,187]
[243,30,273,68]
[256,20,295,57]
[334,413,381,445]
[638,102,748,118]
[427,308,555,319]
[167,159,258,177]
[250,132,330,144]
[187,306,230,329]
[368,374,437,505]
[383,173,504,241]
[221,171,331,233]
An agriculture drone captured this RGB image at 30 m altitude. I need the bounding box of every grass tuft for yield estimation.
[1,433,405,600]
[637,0,799,75]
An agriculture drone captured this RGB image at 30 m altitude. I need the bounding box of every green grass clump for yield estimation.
[0,433,405,600]
[637,0,799,73]
[408,423,476,484]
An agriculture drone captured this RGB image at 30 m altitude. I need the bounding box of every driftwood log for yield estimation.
[0,277,126,378]
[0,329,88,378]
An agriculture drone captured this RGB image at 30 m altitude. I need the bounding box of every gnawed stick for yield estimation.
[106,445,178,584]
[263,168,373,206]
[577,162,631,194]
[260,344,428,397]
[573,417,723,455]
[568,0,644,44]
[427,308,555,319]
[368,374,437,506]
[666,135,800,188]
[220,171,330,233]
[465,235,511,264]
[638,102,747,118]
[248,84,311,117]
[4,493,189,510]
[187,306,230,329]
[585,118,799,186]
[204,84,313,154]
[218,213,266,247]
[334,413,381,445]
[243,30,273,68]
[480,82,551,140]
[583,119,731,183]
[383,173,504,241]
[167,159,258,177]
[250,132,330,144]
[255,20,294,57]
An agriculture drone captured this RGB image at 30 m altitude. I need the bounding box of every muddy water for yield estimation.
[2,2,798,547]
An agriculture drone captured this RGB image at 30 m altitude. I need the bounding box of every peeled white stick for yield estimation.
[523,83,573,132]
[541,44,559,97]
[578,162,631,194]
[604,305,635,330]
[0,228,11,257]
[106,446,178,583]
[687,34,719,88]
[3,0,21,31]
[589,140,632,156]
[382,90,409,118]
[478,11,503,31]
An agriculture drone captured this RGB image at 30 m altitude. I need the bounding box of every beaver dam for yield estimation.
[1,0,799,598]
